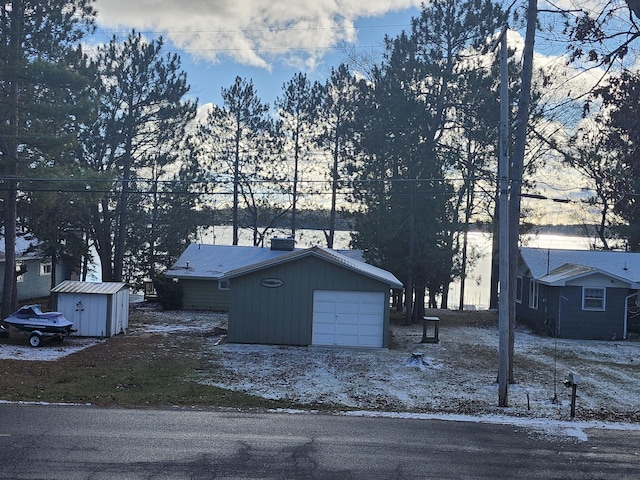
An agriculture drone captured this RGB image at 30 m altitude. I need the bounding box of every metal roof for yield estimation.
[520,247,640,287]
[51,280,129,295]
[224,246,404,289]
[165,244,304,280]
[165,243,402,288]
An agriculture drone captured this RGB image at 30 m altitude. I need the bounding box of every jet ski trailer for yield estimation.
[2,304,75,347]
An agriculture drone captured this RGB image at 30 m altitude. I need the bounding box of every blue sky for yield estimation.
[91,0,423,106]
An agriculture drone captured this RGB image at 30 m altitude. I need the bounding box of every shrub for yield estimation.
[153,276,184,310]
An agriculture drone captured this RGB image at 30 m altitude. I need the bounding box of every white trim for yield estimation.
[529,280,539,310]
[40,261,52,276]
[218,279,230,291]
[582,286,606,311]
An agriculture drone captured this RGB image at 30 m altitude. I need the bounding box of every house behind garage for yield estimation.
[164,239,366,312]
[223,246,402,348]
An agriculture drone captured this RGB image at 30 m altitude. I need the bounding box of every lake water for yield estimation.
[199,227,592,310]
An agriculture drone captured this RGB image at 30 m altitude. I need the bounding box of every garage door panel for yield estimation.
[358,324,382,336]
[358,303,381,315]
[314,311,337,323]
[313,322,335,334]
[337,313,359,324]
[313,333,337,344]
[312,290,384,347]
[358,314,383,325]
[335,303,360,314]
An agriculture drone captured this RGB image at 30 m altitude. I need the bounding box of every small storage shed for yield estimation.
[51,280,130,337]
[224,246,403,348]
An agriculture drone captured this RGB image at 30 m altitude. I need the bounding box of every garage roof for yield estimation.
[223,246,403,289]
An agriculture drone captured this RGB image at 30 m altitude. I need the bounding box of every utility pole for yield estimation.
[497,22,510,407]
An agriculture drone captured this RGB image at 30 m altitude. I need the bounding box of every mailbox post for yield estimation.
[563,372,580,418]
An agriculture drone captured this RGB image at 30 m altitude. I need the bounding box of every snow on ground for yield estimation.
[2,305,639,441]
[192,313,640,427]
[0,336,104,361]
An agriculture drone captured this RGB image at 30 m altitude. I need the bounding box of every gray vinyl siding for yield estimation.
[179,279,230,311]
[516,277,627,340]
[0,259,68,302]
[228,256,391,346]
[556,286,626,340]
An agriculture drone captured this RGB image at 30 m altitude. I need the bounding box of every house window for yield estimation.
[529,280,539,310]
[40,261,52,276]
[218,279,230,291]
[516,276,523,304]
[583,287,605,311]
[16,261,24,283]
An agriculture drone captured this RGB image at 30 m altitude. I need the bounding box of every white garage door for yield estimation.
[312,290,385,347]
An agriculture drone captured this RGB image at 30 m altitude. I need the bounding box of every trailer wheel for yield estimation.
[29,333,42,347]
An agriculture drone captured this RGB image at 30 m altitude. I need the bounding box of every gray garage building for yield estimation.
[223,246,402,348]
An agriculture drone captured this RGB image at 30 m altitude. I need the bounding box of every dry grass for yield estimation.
[1,304,639,423]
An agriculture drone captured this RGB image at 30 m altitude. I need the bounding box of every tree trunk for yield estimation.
[2,2,23,318]
[114,147,132,282]
[490,183,500,310]
[508,0,537,383]
[328,118,341,249]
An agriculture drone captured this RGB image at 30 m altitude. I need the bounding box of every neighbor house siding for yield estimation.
[180,279,229,311]
[517,276,552,333]
[557,286,626,340]
[517,279,627,340]
[0,259,68,302]
[228,256,391,346]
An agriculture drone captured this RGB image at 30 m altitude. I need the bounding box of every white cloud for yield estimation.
[93,0,424,69]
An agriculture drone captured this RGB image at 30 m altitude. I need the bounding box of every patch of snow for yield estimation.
[0,337,104,361]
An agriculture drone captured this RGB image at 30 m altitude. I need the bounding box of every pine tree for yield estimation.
[0,0,95,317]
[82,31,196,282]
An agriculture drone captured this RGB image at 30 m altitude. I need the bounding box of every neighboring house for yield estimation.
[165,239,304,311]
[165,239,402,348]
[0,236,71,303]
[517,247,640,340]
[165,238,367,311]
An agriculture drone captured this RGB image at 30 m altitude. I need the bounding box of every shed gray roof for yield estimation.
[223,246,403,289]
[51,280,129,295]
[520,247,640,287]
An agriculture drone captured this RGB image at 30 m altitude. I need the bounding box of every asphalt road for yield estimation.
[0,404,638,479]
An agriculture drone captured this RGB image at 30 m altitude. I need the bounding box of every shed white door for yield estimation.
[312,290,384,347]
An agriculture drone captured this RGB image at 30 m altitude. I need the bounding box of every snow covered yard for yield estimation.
[1,304,638,426]
[197,311,640,423]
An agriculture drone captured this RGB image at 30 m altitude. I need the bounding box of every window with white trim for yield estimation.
[218,279,230,290]
[40,261,52,276]
[516,276,523,304]
[529,280,539,309]
[583,287,605,311]
[16,261,24,283]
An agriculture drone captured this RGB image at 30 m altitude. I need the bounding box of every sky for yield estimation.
[85,0,616,225]
[90,0,425,106]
